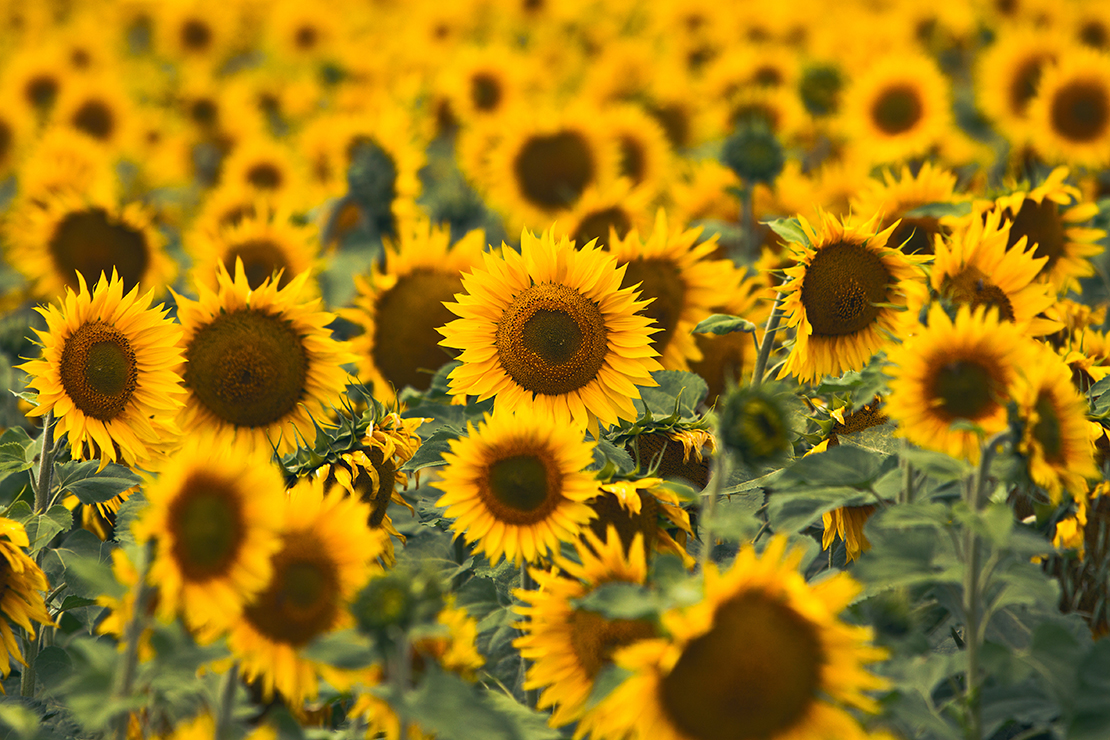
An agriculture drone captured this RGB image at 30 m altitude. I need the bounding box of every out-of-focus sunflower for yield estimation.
[1059,326,1110,392]
[11,126,117,207]
[689,270,766,404]
[483,105,619,232]
[0,517,53,678]
[1014,344,1099,503]
[218,136,307,202]
[983,166,1105,293]
[440,228,662,435]
[1069,4,1110,51]
[154,0,241,68]
[587,476,695,567]
[886,304,1035,462]
[174,260,356,456]
[850,162,965,256]
[8,190,176,299]
[433,411,598,565]
[561,179,653,251]
[0,44,73,122]
[186,202,320,292]
[608,210,742,372]
[344,219,486,403]
[838,52,952,164]
[602,536,887,740]
[230,478,384,705]
[515,526,656,734]
[50,74,137,153]
[976,26,1067,148]
[1027,48,1110,169]
[777,211,928,383]
[136,434,286,636]
[600,104,675,198]
[930,209,1060,336]
[264,0,343,63]
[21,271,185,470]
[314,410,424,565]
[436,44,528,125]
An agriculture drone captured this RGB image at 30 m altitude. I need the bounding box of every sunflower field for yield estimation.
[5,1,1110,739]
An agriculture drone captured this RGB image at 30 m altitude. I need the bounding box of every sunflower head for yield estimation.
[0,517,53,677]
[721,120,785,185]
[718,384,794,469]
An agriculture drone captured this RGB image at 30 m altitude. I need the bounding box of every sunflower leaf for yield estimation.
[903,201,972,219]
[402,428,459,472]
[23,505,73,553]
[766,485,875,534]
[53,461,140,505]
[302,629,378,669]
[636,370,708,417]
[571,581,664,620]
[765,217,809,246]
[0,426,34,476]
[691,313,757,335]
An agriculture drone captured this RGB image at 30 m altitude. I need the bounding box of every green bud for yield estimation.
[798,64,843,117]
[718,385,793,466]
[721,123,784,186]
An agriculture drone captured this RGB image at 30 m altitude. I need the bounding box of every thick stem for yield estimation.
[19,629,44,697]
[699,450,728,574]
[389,632,412,733]
[215,663,239,740]
[113,543,156,740]
[741,187,756,260]
[899,439,915,506]
[33,412,56,514]
[751,293,785,387]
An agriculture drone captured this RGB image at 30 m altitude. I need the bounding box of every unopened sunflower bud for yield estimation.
[721,123,784,186]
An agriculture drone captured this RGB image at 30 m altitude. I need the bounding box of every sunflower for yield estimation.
[20,271,185,470]
[929,209,1060,336]
[588,477,695,567]
[51,74,137,153]
[314,411,425,565]
[850,161,965,256]
[838,52,952,165]
[0,517,53,678]
[561,179,654,251]
[344,218,486,403]
[777,211,929,384]
[185,202,320,292]
[229,477,385,705]
[514,526,655,734]
[154,0,241,67]
[976,26,1068,148]
[436,44,528,125]
[135,434,286,637]
[1027,48,1110,169]
[1013,344,1099,503]
[601,536,887,740]
[984,166,1105,293]
[600,103,675,198]
[11,126,117,208]
[0,44,73,122]
[173,260,356,456]
[440,227,662,435]
[218,137,307,201]
[264,0,342,63]
[689,269,765,404]
[821,505,878,563]
[885,304,1035,462]
[7,190,176,299]
[483,104,619,232]
[433,411,598,565]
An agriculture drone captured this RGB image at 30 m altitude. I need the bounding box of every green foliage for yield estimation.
[691,314,758,336]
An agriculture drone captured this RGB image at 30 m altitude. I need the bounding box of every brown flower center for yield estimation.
[513,131,595,210]
[929,358,1000,421]
[889,215,940,255]
[1050,79,1110,143]
[224,239,293,290]
[471,73,502,111]
[569,608,656,679]
[620,258,685,358]
[49,208,150,292]
[587,489,661,556]
[618,135,646,184]
[1009,55,1051,116]
[1005,199,1066,274]
[496,282,608,396]
[480,449,564,526]
[573,207,632,249]
[243,532,341,646]
[72,100,115,141]
[59,320,138,422]
[371,269,461,394]
[943,266,1016,322]
[246,162,283,190]
[1032,393,1063,462]
[800,241,891,336]
[871,84,923,135]
[167,473,245,581]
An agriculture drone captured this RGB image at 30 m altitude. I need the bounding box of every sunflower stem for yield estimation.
[699,450,727,574]
[112,542,156,740]
[215,663,239,740]
[740,187,756,260]
[33,412,56,515]
[751,293,785,387]
[19,625,45,697]
[900,439,915,505]
[961,430,1008,740]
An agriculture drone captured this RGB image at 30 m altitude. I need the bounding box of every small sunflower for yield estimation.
[8,190,176,299]
[436,43,527,125]
[1028,48,1110,169]
[185,202,321,292]
[173,260,356,456]
[433,411,598,565]
[229,477,385,705]
[561,179,653,251]
[218,137,306,201]
[50,75,136,153]
[0,517,53,678]
[601,536,887,740]
[838,52,952,164]
[154,0,241,67]
[976,26,1068,147]
[778,211,929,383]
[821,505,878,563]
[588,477,695,567]
[930,209,1060,336]
[264,0,342,63]
[314,410,425,565]
[136,434,286,636]
[21,271,185,470]
[984,166,1106,293]
[608,209,741,371]
[439,228,662,436]
[600,103,675,198]
[514,526,656,733]
[886,304,1035,462]
[344,218,486,403]
[1014,344,1099,503]
[850,162,965,256]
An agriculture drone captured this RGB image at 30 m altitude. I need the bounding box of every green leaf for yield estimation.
[900,447,970,482]
[776,444,888,488]
[571,582,663,621]
[765,217,809,246]
[34,645,73,688]
[485,691,562,740]
[766,485,874,534]
[1069,640,1110,740]
[636,371,708,417]
[903,201,972,219]
[402,428,461,472]
[58,595,99,612]
[54,460,141,505]
[0,427,34,476]
[24,505,73,552]
[302,629,378,669]
[585,664,632,710]
[691,314,758,335]
[401,667,521,740]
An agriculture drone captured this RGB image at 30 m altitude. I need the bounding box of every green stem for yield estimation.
[113,543,156,740]
[19,628,44,697]
[699,450,728,574]
[33,412,55,515]
[215,663,239,740]
[751,293,785,387]
[740,187,756,260]
[899,439,915,506]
